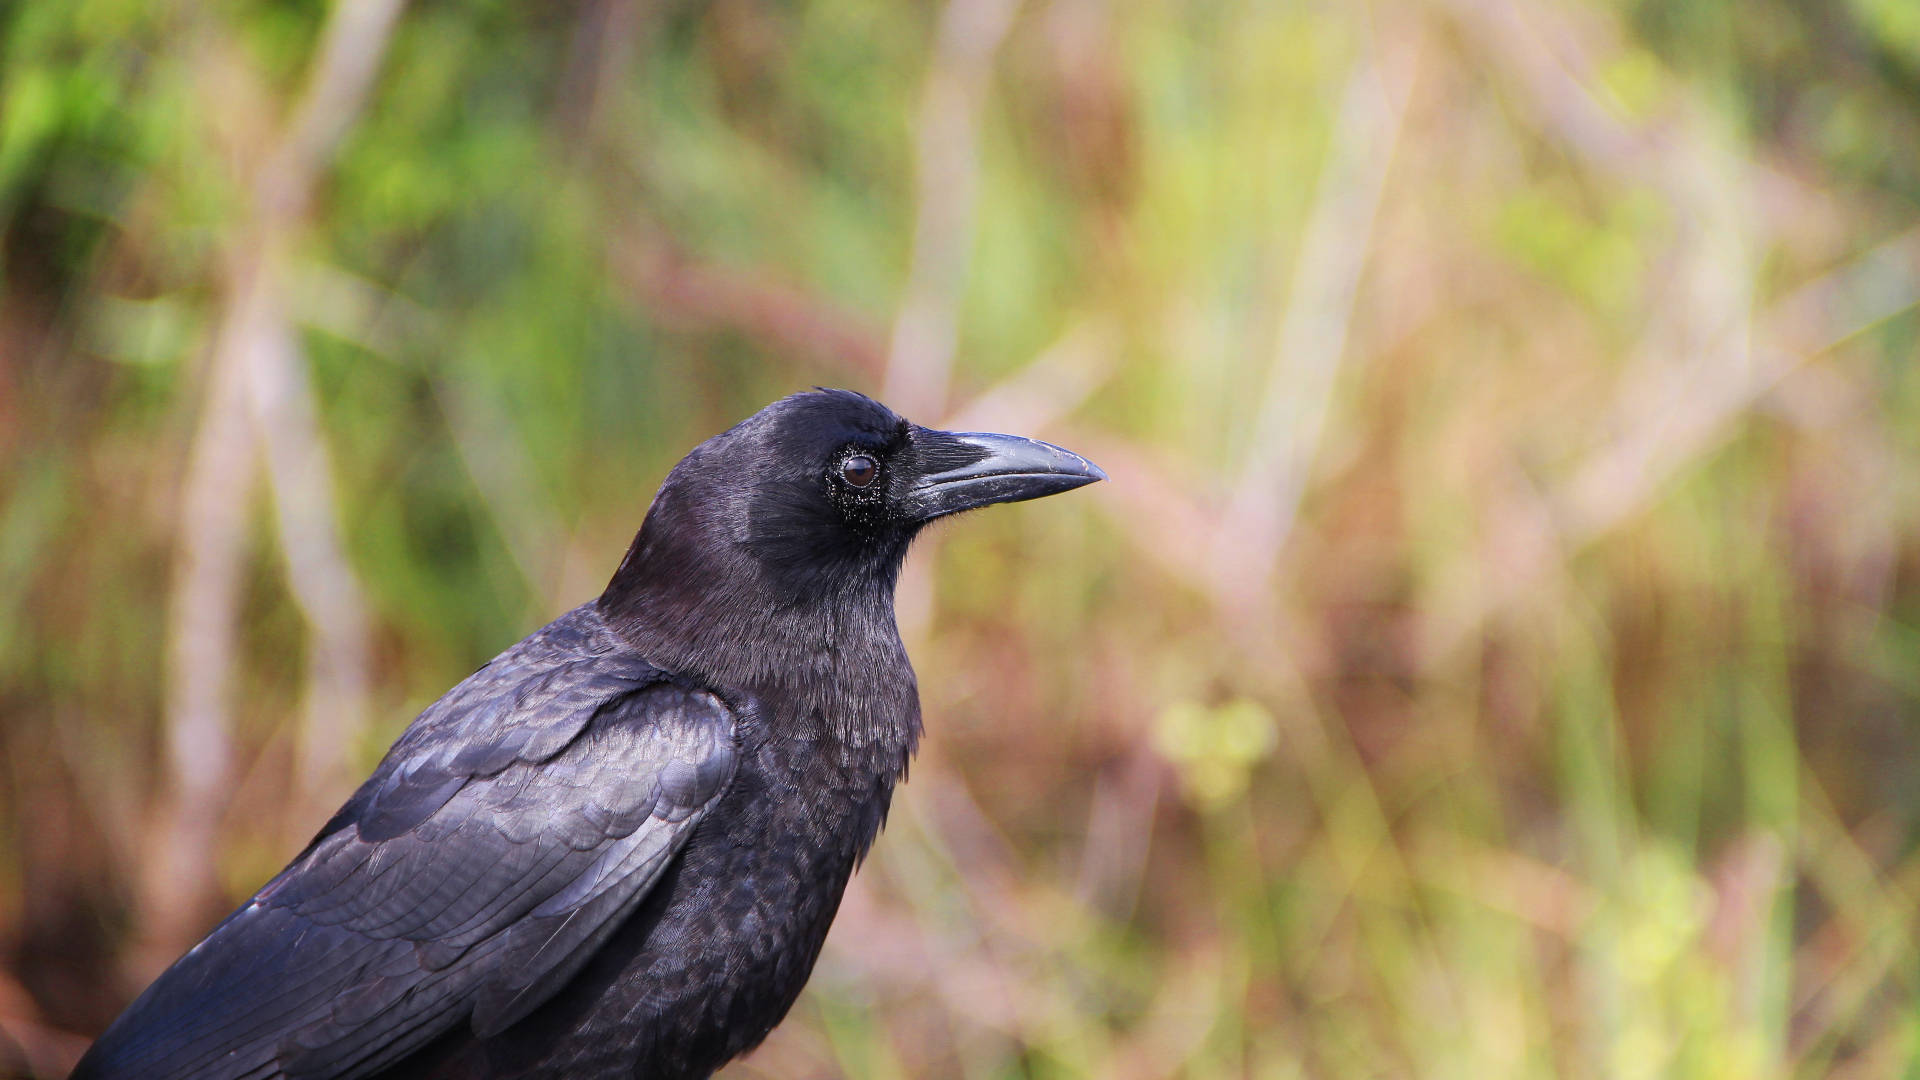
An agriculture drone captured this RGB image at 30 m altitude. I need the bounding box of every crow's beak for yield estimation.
[903,428,1107,522]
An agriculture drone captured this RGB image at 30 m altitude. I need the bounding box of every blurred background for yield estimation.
[4,0,1920,1076]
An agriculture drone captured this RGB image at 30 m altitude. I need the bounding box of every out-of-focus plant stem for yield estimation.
[144,0,403,973]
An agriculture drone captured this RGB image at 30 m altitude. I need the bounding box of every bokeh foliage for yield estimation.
[5,0,1920,1077]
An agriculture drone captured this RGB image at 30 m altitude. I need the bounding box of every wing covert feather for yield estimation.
[73,618,737,1080]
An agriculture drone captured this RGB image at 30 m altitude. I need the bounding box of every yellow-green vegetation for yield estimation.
[3,0,1920,1077]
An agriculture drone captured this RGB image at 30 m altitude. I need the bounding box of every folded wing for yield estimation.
[74,627,735,1080]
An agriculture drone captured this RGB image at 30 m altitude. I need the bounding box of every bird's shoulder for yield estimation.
[320,603,717,845]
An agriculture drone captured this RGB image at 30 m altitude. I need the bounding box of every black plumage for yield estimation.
[73,389,1104,1080]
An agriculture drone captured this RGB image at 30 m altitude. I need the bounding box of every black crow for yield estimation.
[72,389,1103,1080]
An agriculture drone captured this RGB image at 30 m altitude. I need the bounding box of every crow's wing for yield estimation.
[76,631,735,1080]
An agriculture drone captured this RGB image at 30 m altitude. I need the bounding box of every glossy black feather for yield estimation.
[74,609,734,1080]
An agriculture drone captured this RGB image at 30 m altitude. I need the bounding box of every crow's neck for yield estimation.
[597,526,922,759]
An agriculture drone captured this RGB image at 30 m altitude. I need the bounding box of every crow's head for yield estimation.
[605,389,1104,612]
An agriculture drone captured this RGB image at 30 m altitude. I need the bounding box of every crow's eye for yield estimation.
[841,454,879,488]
